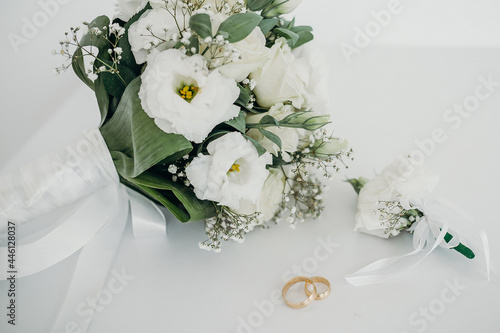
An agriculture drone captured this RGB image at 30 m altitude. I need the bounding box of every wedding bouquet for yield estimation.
[56,0,351,251]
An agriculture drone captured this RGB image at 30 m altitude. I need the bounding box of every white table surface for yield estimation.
[1,1,500,332]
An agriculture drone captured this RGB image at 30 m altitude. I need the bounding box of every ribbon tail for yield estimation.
[346,223,448,286]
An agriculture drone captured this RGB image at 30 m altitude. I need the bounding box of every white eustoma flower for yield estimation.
[128,7,188,64]
[293,42,331,114]
[186,132,272,210]
[114,0,148,21]
[246,103,300,157]
[354,157,439,238]
[250,38,307,108]
[216,27,271,82]
[139,49,240,143]
[263,0,303,16]
[234,168,286,222]
[312,137,348,158]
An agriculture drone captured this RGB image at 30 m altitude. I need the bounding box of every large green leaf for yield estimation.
[71,48,94,91]
[100,77,192,178]
[117,4,151,73]
[99,59,137,97]
[217,13,263,43]
[126,171,216,222]
[80,16,110,50]
[94,75,109,126]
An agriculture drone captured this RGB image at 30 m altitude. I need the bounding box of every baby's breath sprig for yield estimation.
[275,165,325,229]
[55,22,126,83]
[376,199,419,237]
[291,130,353,178]
[199,206,262,252]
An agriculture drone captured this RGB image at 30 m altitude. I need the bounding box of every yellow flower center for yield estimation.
[228,163,241,173]
[178,85,199,102]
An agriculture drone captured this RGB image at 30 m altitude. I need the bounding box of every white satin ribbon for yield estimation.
[0,129,167,333]
[345,198,490,286]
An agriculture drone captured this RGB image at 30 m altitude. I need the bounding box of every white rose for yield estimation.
[354,157,439,238]
[216,27,271,82]
[263,0,303,16]
[139,49,240,143]
[293,42,330,114]
[250,38,307,108]
[234,168,286,222]
[186,132,273,210]
[128,7,187,64]
[246,103,300,157]
[114,0,148,22]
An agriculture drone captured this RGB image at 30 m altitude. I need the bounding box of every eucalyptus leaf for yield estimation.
[100,77,192,178]
[259,115,279,126]
[217,13,262,43]
[190,13,213,39]
[244,134,267,156]
[291,26,314,48]
[247,0,274,11]
[259,129,282,150]
[225,111,246,133]
[235,84,250,107]
[274,27,299,46]
[259,18,279,35]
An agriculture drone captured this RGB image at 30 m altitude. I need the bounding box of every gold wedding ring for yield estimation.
[304,276,331,300]
[282,276,317,309]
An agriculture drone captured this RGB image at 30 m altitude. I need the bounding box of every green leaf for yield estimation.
[244,134,267,156]
[247,0,274,11]
[274,27,299,46]
[225,111,246,133]
[259,115,279,126]
[235,84,250,107]
[291,26,314,48]
[217,13,263,43]
[94,75,109,126]
[117,4,151,74]
[71,48,95,91]
[80,16,111,50]
[259,18,279,35]
[126,171,216,222]
[100,77,192,178]
[189,35,200,54]
[99,59,137,97]
[346,178,367,195]
[189,13,213,39]
[259,129,282,150]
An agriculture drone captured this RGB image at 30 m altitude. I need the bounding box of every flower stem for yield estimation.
[444,232,475,259]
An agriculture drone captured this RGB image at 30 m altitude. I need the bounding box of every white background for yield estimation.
[1,1,500,332]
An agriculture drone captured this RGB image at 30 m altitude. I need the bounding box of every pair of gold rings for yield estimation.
[282,276,331,309]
